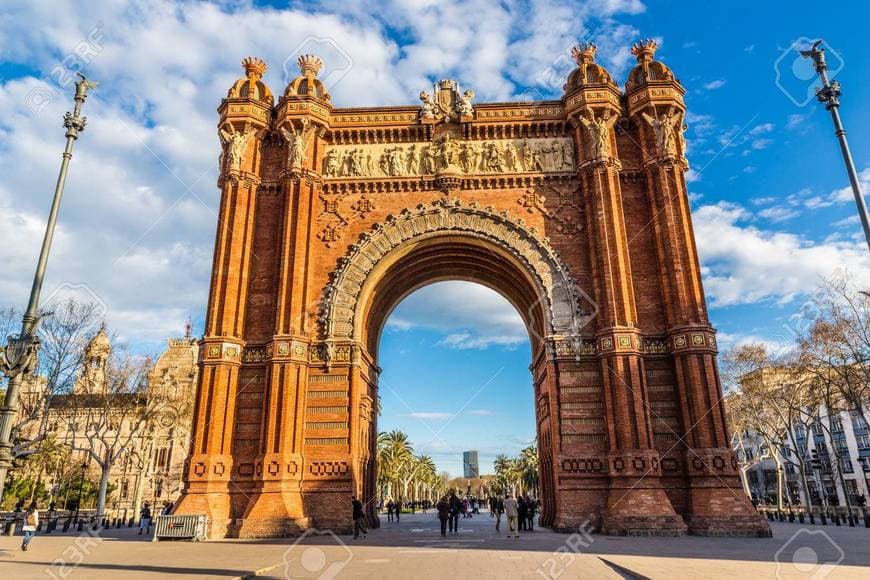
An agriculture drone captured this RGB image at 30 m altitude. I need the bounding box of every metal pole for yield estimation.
[0,74,98,502]
[801,40,870,252]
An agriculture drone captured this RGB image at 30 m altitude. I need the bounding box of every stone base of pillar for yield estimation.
[235,487,309,538]
[685,513,772,537]
[601,486,688,536]
[685,483,771,537]
[683,449,772,537]
[173,490,232,539]
[235,516,311,538]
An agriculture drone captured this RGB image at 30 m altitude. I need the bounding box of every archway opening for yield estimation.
[375,280,538,515]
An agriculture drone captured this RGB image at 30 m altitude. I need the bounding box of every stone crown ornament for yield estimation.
[284,53,330,100]
[227,55,273,104]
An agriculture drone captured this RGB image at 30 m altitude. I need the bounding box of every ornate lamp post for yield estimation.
[801,40,870,252]
[0,74,98,501]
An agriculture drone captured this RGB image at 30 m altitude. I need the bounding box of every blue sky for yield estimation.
[1,1,868,476]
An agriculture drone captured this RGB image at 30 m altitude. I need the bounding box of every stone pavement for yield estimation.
[1,511,867,579]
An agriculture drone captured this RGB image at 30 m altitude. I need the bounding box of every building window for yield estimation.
[852,412,868,430]
[812,422,824,436]
[120,480,129,499]
[831,416,844,433]
[833,438,848,453]
[856,434,870,450]
[154,479,163,497]
[840,458,854,474]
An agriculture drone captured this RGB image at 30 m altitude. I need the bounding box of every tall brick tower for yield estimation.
[175,44,770,539]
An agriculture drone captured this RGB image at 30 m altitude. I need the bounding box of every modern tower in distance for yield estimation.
[463,450,479,478]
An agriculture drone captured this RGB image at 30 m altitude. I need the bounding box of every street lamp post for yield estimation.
[801,40,870,252]
[0,74,98,502]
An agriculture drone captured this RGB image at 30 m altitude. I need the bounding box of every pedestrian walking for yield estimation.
[517,496,527,531]
[504,494,519,538]
[352,496,367,539]
[386,500,394,522]
[493,495,504,532]
[21,502,39,551]
[526,495,536,531]
[138,503,152,536]
[448,492,461,533]
[436,496,450,537]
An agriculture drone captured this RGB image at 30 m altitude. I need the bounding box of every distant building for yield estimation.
[463,450,479,478]
[19,325,199,517]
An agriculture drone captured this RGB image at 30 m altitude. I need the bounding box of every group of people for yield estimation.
[489,494,538,538]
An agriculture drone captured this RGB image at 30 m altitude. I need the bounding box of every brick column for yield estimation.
[175,58,272,536]
[625,38,770,535]
[177,170,261,536]
[564,44,685,534]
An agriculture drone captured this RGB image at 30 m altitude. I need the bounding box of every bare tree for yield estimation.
[58,350,163,520]
[800,273,869,417]
[9,300,102,459]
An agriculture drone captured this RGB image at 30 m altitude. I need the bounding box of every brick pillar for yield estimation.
[175,59,272,536]
[581,161,685,535]
[641,154,770,536]
[564,48,686,534]
[176,171,261,537]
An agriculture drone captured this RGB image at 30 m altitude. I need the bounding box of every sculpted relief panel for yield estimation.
[321,136,575,179]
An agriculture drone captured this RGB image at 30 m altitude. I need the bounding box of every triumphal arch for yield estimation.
[176,40,770,538]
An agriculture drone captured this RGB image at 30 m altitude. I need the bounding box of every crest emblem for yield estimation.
[419,79,474,123]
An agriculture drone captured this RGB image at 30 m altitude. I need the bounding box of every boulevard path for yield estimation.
[1,509,868,579]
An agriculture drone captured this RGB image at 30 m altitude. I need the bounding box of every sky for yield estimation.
[1,1,869,476]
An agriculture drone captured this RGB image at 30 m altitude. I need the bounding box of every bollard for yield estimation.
[767,511,773,521]
[77,520,84,532]
[788,511,795,522]
[129,517,134,527]
[864,512,870,528]
[809,513,815,525]
[798,512,805,524]
[848,514,855,527]
[62,518,71,532]
[778,511,784,522]
[821,512,827,525]
[834,513,841,526]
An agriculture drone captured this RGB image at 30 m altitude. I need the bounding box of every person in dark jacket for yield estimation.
[525,495,536,531]
[436,496,450,536]
[492,495,504,532]
[448,492,461,533]
[517,496,527,531]
[352,496,367,539]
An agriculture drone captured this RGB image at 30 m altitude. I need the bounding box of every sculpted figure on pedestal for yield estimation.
[280,118,317,170]
[219,123,256,173]
[640,106,682,157]
[580,110,617,159]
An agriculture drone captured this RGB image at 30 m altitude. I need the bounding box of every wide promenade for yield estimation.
[1,510,867,579]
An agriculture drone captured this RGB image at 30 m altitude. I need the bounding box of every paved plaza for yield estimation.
[1,511,868,579]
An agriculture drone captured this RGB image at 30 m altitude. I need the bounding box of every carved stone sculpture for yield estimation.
[580,110,617,159]
[281,118,317,170]
[641,107,682,157]
[456,89,475,117]
[219,123,256,173]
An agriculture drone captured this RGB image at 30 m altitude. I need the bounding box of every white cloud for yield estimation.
[757,206,799,222]
[828,168,870,205]
[693,201,870,307]
[407,412,453,421]
[749,123,774,135]
[786,113,809,130]
[387,281,528,350]
[703,79,726,90]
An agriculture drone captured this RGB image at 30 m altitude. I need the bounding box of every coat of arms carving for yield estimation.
[419,79,474,123]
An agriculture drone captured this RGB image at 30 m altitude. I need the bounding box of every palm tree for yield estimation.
[377,430,413,502]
